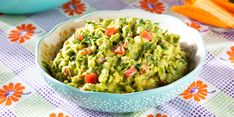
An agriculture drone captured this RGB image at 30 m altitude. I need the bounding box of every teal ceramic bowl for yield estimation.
[0,0,68,14]
[36,9,207,113]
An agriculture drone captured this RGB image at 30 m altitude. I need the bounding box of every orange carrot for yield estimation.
[193,0,234,28]
[183,0,196,4]
[171,5,229,28]
[212,0,234,13]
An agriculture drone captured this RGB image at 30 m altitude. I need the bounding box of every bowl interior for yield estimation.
[37,10,205,88]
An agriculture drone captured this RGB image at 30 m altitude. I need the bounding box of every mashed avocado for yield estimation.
[48,17,188,93]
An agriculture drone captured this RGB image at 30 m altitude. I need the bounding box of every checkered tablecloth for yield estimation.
[0,0,233,117]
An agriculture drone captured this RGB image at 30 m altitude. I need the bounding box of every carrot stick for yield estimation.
[212,0,234,13]
[171,5,229,28]
[193,0,234,28]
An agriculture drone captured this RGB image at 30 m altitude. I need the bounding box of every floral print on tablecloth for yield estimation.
[0,82,31,106]
[49,112,69,117]
[62,0,86,16]
[180,80,208,102]
[185,20,209,32]
[139,0,166,14]
[8,24,36,44]
[227,46,234,64]
[147,113,168,117]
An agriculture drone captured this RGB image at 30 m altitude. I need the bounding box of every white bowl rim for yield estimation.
[35,9,207,96]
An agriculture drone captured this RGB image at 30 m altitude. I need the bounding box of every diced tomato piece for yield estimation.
[76,34,84,41]
[85,73,98,84]
[140,30,152,41]
[114,44,125,55]
[80,48,92,55]
[124,67,137,78]
[105,27,117,37]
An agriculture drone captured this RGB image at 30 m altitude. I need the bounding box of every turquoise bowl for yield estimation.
[36,9,207,113]
[0,0,68,14]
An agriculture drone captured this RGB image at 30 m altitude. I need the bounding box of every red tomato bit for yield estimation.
[76,34,84,41]
[140,30,152,41]
[105,27,117,37]
[85,73,98,84]
[124,67,137,78]
[114,44,125,55]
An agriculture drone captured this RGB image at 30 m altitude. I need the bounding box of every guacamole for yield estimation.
[48,17,188,93]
